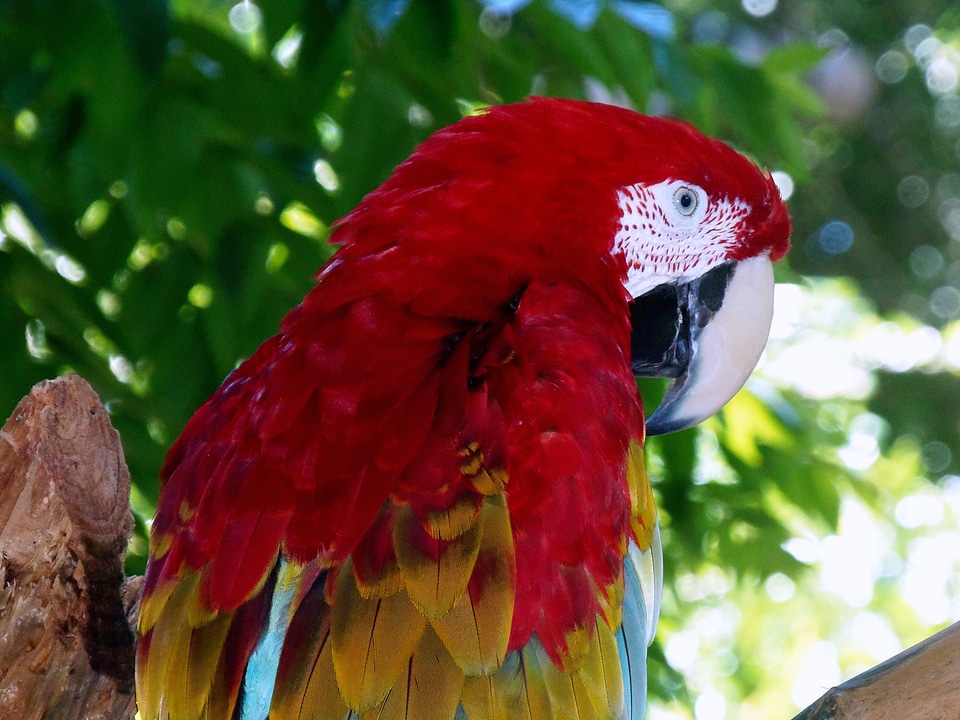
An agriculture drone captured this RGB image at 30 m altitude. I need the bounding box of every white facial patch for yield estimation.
[613,179,751,298]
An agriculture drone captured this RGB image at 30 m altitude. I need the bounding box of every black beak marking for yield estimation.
[629,261,735,379]
[629,284,687,378]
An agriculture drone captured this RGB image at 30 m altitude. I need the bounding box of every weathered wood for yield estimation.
[0,375,140,720]
[793,619,960,719]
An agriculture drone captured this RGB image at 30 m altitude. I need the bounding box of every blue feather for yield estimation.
[618,538,658,720]
[239,560,298,720]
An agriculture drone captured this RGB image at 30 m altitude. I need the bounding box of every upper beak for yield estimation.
[630,254,775,436]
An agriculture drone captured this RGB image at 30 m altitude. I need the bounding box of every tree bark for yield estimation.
[0,375,140,720]
[793,619,960,719]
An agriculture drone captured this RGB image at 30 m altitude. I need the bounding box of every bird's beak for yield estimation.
[629,254,775,436]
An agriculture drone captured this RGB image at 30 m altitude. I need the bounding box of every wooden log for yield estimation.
[0,375,140,720]
[793,618,960,719]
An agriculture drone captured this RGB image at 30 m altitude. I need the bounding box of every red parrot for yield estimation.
[136,98,790,720]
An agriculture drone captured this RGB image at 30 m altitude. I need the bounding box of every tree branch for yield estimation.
[0,375,140,720]
[793,617,960,718]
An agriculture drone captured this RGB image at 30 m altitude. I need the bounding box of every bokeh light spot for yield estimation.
[313,159,340,192]
[875,50,909,84]
[479,7,511,39]
[764,572,795,603]
[817,220,854,255]
[909,244,943,279]
[229,1,262,34]
[930,285,960,319]
[895,493,945,528]
[904,24,931,54]
[742,0,777,18]
[694,687,727,720]
[771,170,794,201]
[188,283,213,309]
[14,109,38,139]
[937,96,960,129]
[897,175,929,208]
[921,440,952,474]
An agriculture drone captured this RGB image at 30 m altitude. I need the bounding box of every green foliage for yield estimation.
[2,0,960,716]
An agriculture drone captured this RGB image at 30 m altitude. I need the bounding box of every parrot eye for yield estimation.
[673,186,699,216]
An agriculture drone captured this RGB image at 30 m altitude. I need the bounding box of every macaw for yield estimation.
[136,98,790,720]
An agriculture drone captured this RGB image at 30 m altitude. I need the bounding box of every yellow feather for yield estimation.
[150,530,174,559]
[298,630,352,720]
[461,652,537,720]
[430,495,515,676]
[595,619,624,718]
[394,501,484,619]
[163,625,194,718]
[459,443,508,495]
[526,640,579,719]
[423,491,483,540]
[355,560,405,601]
[136,570,236,720]
[360,678,407,720]
[353,511,405,601]
[330,558,427,711]
[360,626,464,720]
[462,640,606,720]
[514,650,555,720]
[480,630,622,720]
[188,579,220,627]
[139,577,179,634]
[560,624,593,673]
[165,613,233,720]
[596,574,624,631]
[570,624,613,719]
[137,575,199,720]
[468,467,508,496]
[625,440,656,551]
[136,633,162,720]
[460,675,502,720]
[359,626,466,720]
[406,624,466,720]
[207,664,244,720]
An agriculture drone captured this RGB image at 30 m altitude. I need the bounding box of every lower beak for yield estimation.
[629,254,775,436]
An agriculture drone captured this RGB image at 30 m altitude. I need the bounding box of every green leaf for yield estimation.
[762,42,829,75]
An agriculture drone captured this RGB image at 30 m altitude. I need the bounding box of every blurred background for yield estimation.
[1,0,959,717]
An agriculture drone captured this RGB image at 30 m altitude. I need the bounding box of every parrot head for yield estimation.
[333,97,791,435]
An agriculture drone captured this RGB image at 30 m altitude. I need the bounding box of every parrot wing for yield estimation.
[137,277,659,720]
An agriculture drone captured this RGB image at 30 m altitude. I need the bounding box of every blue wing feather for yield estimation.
[240,560,298,720]
[617,526,663,720]
[618,555,648,720]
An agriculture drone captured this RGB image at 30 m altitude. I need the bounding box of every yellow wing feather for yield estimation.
[293,630,351,720]
[626,440,656,552]
[330,557,428,710]
[360,625,466,720]
[165,613,232,720]
[423,491,484,541]
[137,576,198,720]
[430,495,515,676]
[393,500,485,618]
